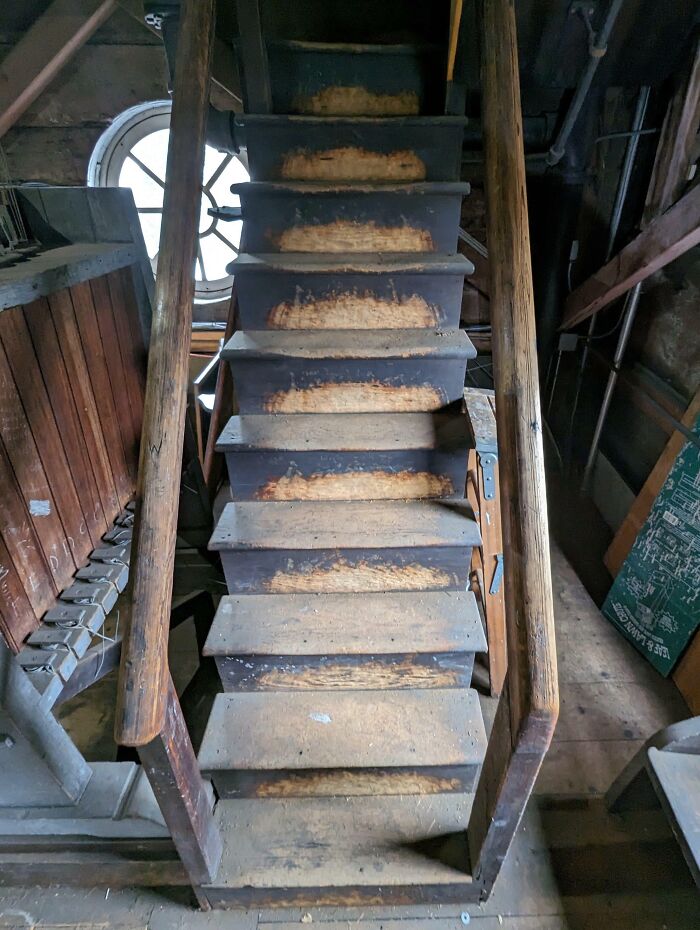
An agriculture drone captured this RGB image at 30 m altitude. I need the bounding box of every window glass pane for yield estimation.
[138,211,163,258]
[130,128,170,180]
[201,229,236,281]
[119,157,164,209]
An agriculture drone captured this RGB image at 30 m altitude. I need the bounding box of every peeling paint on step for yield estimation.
[275,220,434,253]
[281,146,427,182]
[292,86,420,117]
[258,469,454,501]
[264,381,445,414]
[267,293,438,329]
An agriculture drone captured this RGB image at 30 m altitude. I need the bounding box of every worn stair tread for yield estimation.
[230,252,474,275]
[217,412,469,453]
[647,748,700,884]
[199,688,486,771]
[209,500,480,551]
[205,794,474,899]
[238,114,468,127]
[231,181,471,196]
[203,590,486,657]
[222,329,475,361]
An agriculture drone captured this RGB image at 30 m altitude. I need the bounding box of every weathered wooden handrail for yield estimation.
[115,0,215,746]
[467,0,559,898]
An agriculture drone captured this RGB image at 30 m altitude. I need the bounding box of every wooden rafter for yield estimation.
[561,182,700,329]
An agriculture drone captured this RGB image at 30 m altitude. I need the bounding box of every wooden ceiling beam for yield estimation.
[0,0,118,141]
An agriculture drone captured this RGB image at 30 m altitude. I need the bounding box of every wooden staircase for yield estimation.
[194,15,492,905]
[108,0,558,911]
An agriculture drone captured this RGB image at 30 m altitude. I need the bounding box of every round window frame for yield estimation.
[88,100,246,305]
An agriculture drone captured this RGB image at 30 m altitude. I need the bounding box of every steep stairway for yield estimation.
[198,23,490,905]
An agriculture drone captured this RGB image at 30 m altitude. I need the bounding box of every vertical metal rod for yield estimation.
[566,86,650,462]
[581,281,642,490]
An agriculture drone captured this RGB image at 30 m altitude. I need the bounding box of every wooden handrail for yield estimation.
[115,0,215,746]
[467,0,559,897]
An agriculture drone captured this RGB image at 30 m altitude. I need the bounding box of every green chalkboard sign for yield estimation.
[603,414,700,676]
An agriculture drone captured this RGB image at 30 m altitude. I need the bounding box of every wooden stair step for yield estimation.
[228,252,473,331]
[198,688,486,797]
[226,181,469,254]
[205,590,486,656]
[209,500,479,594]
[239,114,467,183]
[202,794,475,907]
[223,330,475,414]
[204,590,487,692]
[218,412,470,501]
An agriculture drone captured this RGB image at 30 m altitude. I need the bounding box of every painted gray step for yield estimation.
[198,688,487,798]
[204,590,486,692]
[228,252,473,330]
[218,412,471,501]
[203,794,475,907]
[225,181,469,254]
[264,40,447,117]
[209,500,479,594]
[237,114,467,182]
[223,330,475,414]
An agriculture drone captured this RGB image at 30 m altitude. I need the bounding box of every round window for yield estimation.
[88,101,248,304]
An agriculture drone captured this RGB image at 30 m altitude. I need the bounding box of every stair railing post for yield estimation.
[115,0,214,747]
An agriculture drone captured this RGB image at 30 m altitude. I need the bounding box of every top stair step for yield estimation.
[237,115,467,182]
[263,40,446,117]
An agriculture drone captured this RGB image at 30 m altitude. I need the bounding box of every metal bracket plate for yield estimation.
[478,451,498,500]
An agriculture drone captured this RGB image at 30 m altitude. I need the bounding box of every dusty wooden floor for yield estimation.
[1,542,697,929]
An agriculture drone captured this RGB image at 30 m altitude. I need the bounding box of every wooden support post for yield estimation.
[236,0,272,113]
[468,0,558,897]
[138,676,222,892]
[0,0,117,141]
[115,0,215,746]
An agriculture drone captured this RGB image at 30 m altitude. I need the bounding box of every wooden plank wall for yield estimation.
[0,265,146,651]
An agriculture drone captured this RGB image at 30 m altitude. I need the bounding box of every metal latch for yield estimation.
[489,553,504,595]
[478,451,498,500]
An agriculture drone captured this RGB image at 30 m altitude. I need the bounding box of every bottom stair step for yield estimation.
[201,794,476,908]
[199,688,486,798]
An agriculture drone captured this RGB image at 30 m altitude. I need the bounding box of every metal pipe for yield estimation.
[547,0,627,167]
[581,281,642,490]
[565,85,650,463]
